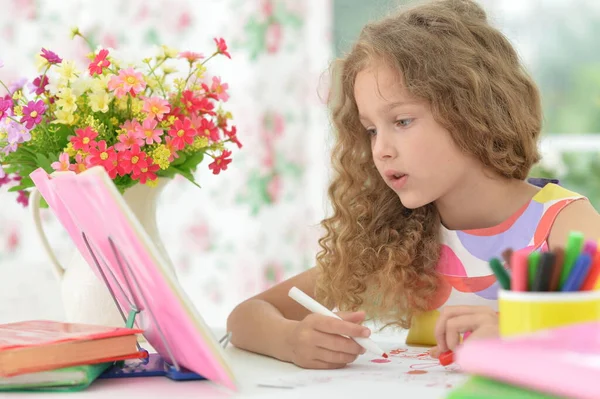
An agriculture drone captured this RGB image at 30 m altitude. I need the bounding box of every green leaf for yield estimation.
[156,168,177,179]
[170,153,187,166]
[35,153,54,173]
[179,152,204,171]
[172,166,201,189]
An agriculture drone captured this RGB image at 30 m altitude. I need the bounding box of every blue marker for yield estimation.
[561,253,592,292]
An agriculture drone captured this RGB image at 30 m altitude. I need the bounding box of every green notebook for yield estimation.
[0,362,111,392]
[447,376,566,399]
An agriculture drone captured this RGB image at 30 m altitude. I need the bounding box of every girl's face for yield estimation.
[354,63,480,209]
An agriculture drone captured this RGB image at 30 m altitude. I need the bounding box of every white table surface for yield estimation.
[4,329,462,399]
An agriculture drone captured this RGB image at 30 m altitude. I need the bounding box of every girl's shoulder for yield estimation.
[537,183,600,249]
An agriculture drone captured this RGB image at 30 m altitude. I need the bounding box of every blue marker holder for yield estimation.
[80,232,231,382]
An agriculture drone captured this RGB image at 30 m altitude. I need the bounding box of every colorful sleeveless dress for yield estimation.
[406,179,586,345]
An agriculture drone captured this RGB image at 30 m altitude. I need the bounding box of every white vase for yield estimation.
[30,178,174,327]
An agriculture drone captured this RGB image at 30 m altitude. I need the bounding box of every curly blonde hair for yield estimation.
[315,0,542,328]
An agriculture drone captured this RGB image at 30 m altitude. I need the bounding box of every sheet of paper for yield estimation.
[258,344,468,394]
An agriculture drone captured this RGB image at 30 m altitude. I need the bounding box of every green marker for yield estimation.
[559,231,585,288]
[528,251,541,290]
[489,257,511,290]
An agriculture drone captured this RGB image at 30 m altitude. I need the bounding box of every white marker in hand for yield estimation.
[288,286,388,358]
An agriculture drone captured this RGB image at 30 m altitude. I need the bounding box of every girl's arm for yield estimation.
[226,267,319,362]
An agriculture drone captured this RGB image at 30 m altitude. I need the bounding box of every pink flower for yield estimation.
[115,130,144,152]
[21,100,45,129]
[164,137,180,162]
[214,38,231,59]
[70,127,99,152]
[139,118,163,145]
[32,75,49,96]
[210,76,229,102]
[121,120,143,136]
[107,67,146,98]
[88,49,111,76]
[51,152,71,172]
[0,97,12,122]
[17,190,29,207]
[142,97,170,121]
[40,48,62,64]
[70,154,91,174]
[178,51,204,62]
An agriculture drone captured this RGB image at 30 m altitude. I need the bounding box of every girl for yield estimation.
[227,0,600,369]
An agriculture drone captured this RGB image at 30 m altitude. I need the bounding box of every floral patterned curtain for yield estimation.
[0,0,332,326]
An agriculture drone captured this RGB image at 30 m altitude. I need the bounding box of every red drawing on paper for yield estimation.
[370,358,391,363]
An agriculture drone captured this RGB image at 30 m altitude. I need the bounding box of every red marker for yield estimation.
[511,249,529,291]
[439,350,454,366]
[438,330,472,366]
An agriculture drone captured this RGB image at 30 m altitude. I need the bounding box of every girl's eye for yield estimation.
[366,128,377,136]
[396,118,413,127]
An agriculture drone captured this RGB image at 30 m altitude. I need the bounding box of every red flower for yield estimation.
[168,118,196,150]
[196,97,215,115]
[88,49,111,76]
[132,162,160,184]
[118,146,149,176]
[213,37,231,59]
[70,127,99,152]
[87,140,118,177]
[225,125,242,148]
[208,150,232,175]
[197,118,219,141]
[181,90,203,113]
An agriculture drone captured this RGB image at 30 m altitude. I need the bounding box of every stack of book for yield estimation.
[0,320,145,392]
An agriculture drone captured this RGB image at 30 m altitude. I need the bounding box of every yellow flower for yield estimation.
[70,26,81,39]
[173,78,185,91]
[116,96,128,111]
[56,88,78,113]
[53,109,76,125]
[55,60,79,82]
[160,45,179,59]
[195,65,206,79]
[90,74,111,92]
[191,136,209,151]
[35,54,48,72]
[131,98,143,114]
[12,91,21,101]
[162,65,176,75]
[84,115,103,132]
[151,145,171,170]
[88,91,112,113]
[110,117,119,126]
[64,142,77,157]
[13,106,23,117]
[146,179,159,188]
[145,76,159,90]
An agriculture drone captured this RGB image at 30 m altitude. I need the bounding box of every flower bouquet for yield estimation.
[0,29,241,207]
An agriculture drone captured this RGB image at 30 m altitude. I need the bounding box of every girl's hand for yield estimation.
[429,305,498,358]
[286,311,369,369]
